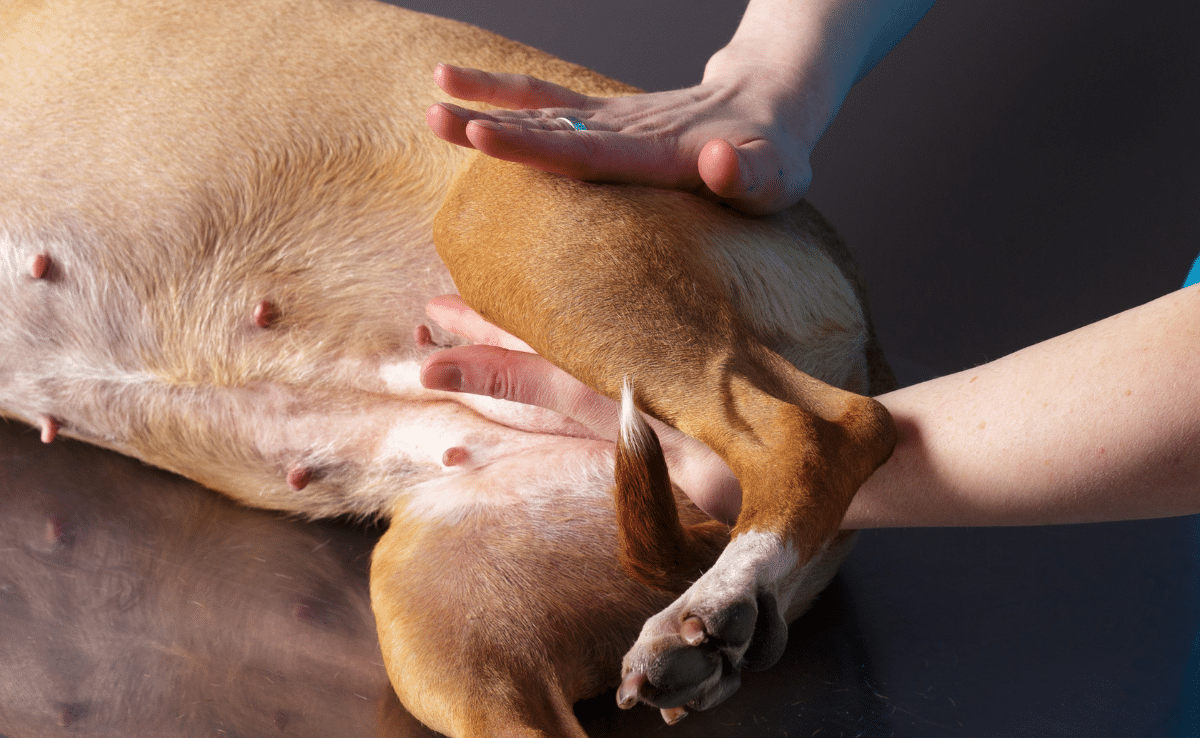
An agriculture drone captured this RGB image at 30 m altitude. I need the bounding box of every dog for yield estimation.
[0,0,896,736]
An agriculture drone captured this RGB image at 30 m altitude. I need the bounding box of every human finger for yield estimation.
[433,64,593,111]
[420,344,623,440]
[425,294,534,352]
[425,103,481,148]
[461,120,705,193]
[426,101,596,152]
[421,305,742,521]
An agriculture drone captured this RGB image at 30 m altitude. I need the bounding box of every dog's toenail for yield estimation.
[617,673,645,709]
[442,446,468,467]
[287,466,312,490]
[30,253,50,279]
[253,300,278,328]
[660,706,688,725]
[680,615,706,646]
[414,324,433,346]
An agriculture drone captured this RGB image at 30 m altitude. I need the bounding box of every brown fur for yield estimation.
[613,389,729,590]
[1,1,894,736]
[435,157,895,559]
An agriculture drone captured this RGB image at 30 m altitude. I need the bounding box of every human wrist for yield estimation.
[701,41,827,155]
[705,0,916,155]
[705,1,862,148]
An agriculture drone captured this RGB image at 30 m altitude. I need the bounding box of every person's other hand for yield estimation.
[425,60,815,216]
[419,295,743,523]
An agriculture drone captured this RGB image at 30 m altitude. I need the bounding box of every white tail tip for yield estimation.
[618,377,654,454]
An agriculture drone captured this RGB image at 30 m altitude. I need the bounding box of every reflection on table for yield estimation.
[1,418,1194,737]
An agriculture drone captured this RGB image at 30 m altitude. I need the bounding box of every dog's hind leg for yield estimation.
[611,379,862,719]
[435,155,897,716]
[368,430,687,738]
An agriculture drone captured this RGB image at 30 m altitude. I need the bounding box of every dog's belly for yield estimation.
[1,0,649,526]
[0,221,614,525]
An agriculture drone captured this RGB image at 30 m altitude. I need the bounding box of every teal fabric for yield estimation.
[1158,252,1200,737]
[1157,630,1200,737]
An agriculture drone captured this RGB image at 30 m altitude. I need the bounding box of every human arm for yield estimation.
[847,284,1200,528]
[426,0,936,214]
[421,287,1200,528]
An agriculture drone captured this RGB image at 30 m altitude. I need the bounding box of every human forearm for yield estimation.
[704,0,936,147]
[844,285,1200,528]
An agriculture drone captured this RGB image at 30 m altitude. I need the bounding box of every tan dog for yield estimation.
[0,1,896,736]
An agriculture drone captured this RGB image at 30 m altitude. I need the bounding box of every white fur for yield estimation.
[618,377,655,457]
[710,230,868,390]
[623,528,801,680]
[691,530,800,612]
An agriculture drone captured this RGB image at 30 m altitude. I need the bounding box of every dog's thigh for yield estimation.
[369,436,677,738]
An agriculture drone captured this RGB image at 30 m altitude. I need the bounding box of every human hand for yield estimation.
[425,56,817,216]
[419,295,743,523]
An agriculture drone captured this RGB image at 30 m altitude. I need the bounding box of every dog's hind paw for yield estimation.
[617,529,795,716]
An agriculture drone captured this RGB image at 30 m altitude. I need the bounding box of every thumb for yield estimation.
[697,138,810,215]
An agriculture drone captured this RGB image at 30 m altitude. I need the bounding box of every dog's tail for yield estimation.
[613,378,728,591]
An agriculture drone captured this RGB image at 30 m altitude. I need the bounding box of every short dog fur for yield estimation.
[0,1,896,736]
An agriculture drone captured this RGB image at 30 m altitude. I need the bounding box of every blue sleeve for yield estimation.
[1186,253,1200,288]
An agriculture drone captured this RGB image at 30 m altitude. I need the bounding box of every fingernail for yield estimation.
[438,102,471,118]
[422,364,462,392]
[468,119,503,131]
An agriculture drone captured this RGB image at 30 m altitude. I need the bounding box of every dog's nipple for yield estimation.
[30,253,50,279]
[442,446,469,467]
[252,300,279,329]
[39,415,59,444]
[45,515,72,549]
[287,465,312,491]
